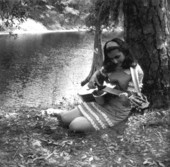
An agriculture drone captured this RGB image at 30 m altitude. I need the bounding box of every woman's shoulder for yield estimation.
[135,64,143,72]
[132,63,144,77]
[131,63,143,71]
[130,63,144,77]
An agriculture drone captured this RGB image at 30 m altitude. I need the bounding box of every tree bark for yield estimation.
[123,0,170,108]
[81,1,105,86]
[81,24,103,86]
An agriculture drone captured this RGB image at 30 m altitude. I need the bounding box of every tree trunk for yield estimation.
[81,24,103,86]
[81,0,108,86]
[123,0,170,108]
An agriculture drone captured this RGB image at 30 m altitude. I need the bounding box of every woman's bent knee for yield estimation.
[60,108,82,125]
[60,113,70,125]
[69,116,94,132]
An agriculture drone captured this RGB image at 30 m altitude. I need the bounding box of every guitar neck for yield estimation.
[102,86,124,96]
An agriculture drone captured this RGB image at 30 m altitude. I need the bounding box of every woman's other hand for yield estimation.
[119,92,130,106]
[119,92,128,97]
[119,92,129,101]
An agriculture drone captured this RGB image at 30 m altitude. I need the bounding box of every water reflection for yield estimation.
[0,32,94,110]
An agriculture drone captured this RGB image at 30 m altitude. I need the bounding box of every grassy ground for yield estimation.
[0,106,170,167]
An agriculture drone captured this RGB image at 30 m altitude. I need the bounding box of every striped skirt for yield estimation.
[76,96,131,130]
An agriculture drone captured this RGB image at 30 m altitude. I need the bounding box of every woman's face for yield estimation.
[107,49,125,68]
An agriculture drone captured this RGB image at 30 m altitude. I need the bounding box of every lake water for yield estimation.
[0,31,95,111]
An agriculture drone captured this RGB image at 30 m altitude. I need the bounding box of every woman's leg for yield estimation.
[60,108,83,125]
[69,116,95,132]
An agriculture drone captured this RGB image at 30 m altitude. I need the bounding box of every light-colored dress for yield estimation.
[77,64,144,130]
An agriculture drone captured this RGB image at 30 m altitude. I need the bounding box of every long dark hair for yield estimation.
[103,38,137,73]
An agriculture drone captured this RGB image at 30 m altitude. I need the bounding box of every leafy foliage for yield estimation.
[85,0,123,30]
[0,0,124,31]
[0,0,30,30]
[0,0,93,31]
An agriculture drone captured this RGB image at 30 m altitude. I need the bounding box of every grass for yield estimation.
[0,106,170,167]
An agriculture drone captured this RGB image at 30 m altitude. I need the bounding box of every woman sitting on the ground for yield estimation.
[59,38,144,132]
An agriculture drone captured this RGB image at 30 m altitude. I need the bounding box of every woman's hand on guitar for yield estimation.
[88,70,103,89]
